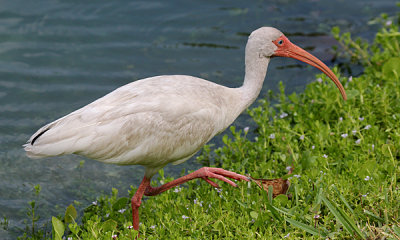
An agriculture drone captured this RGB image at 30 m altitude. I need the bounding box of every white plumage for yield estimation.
[24,75,247,176]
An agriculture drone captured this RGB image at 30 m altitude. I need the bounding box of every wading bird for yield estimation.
[24,27,346,231]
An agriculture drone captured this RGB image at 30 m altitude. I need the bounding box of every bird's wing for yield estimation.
[24,76,233,167]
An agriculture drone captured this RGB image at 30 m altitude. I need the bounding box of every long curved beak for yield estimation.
[273,35,347,100]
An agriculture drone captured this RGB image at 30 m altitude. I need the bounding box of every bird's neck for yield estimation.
[238,54,270,111]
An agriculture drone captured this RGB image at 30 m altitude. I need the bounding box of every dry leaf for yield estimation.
[251,176,290,198]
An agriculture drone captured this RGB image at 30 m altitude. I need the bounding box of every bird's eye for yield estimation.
[278,39,283,45]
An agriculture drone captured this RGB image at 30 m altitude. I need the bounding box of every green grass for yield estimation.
[13,9,400,240]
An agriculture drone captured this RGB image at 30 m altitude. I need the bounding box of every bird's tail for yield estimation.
[23,119,75,159]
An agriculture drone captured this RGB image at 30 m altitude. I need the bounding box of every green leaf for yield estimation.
[112,197,129,211]
[250,211,259,220]
[286,218,327,237]
[64,204,77,224]
[381,144,395,157]
[382,57,400,80]
[102,219,118,232]
[273,194,289,206]
[345,89,360,100]
[52,216,65,240]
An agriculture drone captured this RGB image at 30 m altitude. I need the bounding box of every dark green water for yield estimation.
[0,0,397,238]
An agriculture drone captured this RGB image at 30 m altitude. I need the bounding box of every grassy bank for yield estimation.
[13,9,400,240]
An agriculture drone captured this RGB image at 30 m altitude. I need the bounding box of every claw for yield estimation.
[202,177,220,188]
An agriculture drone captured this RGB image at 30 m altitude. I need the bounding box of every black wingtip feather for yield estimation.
[31,128,50,145]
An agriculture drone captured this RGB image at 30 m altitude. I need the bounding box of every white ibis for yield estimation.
[24,27,347,230]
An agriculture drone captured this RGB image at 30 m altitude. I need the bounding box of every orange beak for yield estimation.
[272,35,347,100]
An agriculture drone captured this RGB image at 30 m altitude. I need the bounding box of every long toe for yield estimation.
[206,167,249,181]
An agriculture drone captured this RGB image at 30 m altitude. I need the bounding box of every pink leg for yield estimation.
[144,167,249,196]
[131,176,151,231]
[130,167,248,231]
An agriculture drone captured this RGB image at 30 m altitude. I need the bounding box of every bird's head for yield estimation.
[248,27,347,100]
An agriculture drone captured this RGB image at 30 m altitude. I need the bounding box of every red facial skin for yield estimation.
[272,34,347,100]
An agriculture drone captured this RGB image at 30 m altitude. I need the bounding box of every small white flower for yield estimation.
[269,133,275,139]
[313,214,320,219]
[251,219,255,223]
[182,215,189,219]
[341,133,348,138]
[320,171,324,174]
[386,20,392,26]
[112,235,117,239]
[364,176,371,181]
[372,144,375,150]
[362,193,368,197]
[364,125,371,130]
[150,225,156,229]
[118,209,126,214]
[323,154,328,158]
[294,174,301,178]
[216,188,223,193]
[355,139,361,144]
[194,199,197,205]
[244,127,250,134]
[339,117,343,121]
[312,145,315,150]
[92,201,97,206]
[352,130,357,135]
[105,213,110,218]
[286,166,292,172]
[317,77,322,83]
[348,76,353,82]
[271,170,275,174]
[174,187,182,193]
[284,233,290,238]
[299,135,305,140]
[311,99,315,104]
[127,225,133,229]
[68,237,73,240]
[359,117,364,121]
[280,112,288,118]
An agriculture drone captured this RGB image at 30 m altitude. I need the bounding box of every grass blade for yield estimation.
[363,209,384,223]
[286,218,327,237]
[332,185,354,214]
[392,225,400,237]
[268,185,273,204]
[265,202,283,222]
[321,195,365,239]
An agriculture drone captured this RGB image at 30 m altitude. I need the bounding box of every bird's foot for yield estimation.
[144,167,249,196]
[196,167,249,188]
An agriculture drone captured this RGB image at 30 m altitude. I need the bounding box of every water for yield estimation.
[0,0,397,237]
